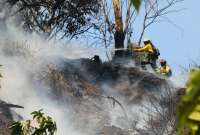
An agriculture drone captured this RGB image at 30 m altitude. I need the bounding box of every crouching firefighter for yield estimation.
[157,59,172,77]
[134,38,160,70]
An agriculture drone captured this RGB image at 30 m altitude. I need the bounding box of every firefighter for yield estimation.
[134,38,159,70]
[157,59,172,77]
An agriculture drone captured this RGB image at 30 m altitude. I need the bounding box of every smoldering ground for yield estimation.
[0,5,188,135]
[0,28,188,135]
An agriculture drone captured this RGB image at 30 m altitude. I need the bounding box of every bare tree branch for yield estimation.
[138,0,184,45]
[124,0,132,35]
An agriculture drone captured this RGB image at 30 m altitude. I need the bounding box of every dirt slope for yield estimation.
[42,58,172,135]
[0,58,179,135]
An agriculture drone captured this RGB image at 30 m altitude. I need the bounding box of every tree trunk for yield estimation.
[114,31,125,57]
[112,0,125,58]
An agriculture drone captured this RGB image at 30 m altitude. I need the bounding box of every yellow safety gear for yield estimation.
[134,41,157,70]
[134,43,154,54]
[157,65,172,76]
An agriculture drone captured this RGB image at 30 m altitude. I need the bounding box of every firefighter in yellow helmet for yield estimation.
[157,59,172,77]
[134,38,159,70]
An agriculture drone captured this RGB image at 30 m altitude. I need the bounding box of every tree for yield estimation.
[84,0,184,58]
[5,0,184,58]
[5,0,100,39]
[9,109,57,135]
[137,0,184,46]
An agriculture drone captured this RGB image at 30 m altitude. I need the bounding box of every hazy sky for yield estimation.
[143,0,199,74]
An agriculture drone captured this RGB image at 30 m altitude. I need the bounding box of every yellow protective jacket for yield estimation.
[158,65,172,76]
[134,43,154,54]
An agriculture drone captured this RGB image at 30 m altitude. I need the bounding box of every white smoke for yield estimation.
[0,24,104,135]
[170,74,188,88]
[0,7,189,135]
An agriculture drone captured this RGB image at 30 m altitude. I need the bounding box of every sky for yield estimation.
[80,0,200,75]
[143,0,200,74]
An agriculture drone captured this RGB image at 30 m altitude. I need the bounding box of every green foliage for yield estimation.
[5,0,100,39]
[9,109,57,135]
[9,121,24,135]
[177,69,200,135]
[131,0,141,11]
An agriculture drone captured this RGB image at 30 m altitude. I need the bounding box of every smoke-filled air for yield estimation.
[0,0,199,135]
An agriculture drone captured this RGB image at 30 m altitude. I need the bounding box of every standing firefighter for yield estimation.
[134,38,160,70]
[157,59,172,77]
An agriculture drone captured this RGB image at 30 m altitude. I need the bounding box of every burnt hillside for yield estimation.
[41,58,175,135]
[0,57,181,135]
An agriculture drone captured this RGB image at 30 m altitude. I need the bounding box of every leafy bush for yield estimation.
[9,109,57,135]
[177,69,200,135]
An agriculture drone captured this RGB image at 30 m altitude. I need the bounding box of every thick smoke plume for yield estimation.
[0,23,102,134]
